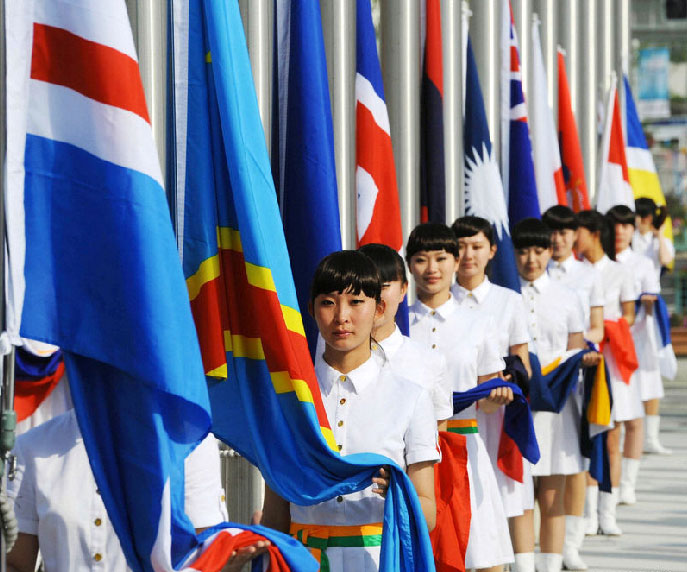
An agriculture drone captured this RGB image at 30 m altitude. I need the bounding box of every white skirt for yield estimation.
[477,407,534,518]
[604,346,645,422]
[633,314,665,401]
[531,399,584,477]
[323,546,380,572]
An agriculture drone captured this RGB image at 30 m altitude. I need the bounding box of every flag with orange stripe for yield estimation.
[173,2,435,569]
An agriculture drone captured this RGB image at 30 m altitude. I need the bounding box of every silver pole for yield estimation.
[558,0,580,116]
[597,0,615,98]
[239,0,273,149]
[533,0,557,114]
[578,0,598,200]
[512,0,533,105]
[470,0,500,164]
[381,0,421,242]
[321,1,356,250]
[127,0,167,174]
[616,0,631,138]
[443,0,464,222]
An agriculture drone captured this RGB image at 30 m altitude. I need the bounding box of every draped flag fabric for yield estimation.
[601,319,639,384]
[623,74,674,245]
[7,1,315,570]
[528,351,589,413]
[430,432,471,572]
[501,0,541,226]
[14,345,64,423]
[420,0,446,223]
[557,48,591,212]
[171,2,435,570]
[580,358,613,492]
[453,379,540,469]
[636,295,677,380]
[596,80,634,213]
[272,0,342,354]
[464,36,520,293]
[530,21,566,212]
[355,0,409,334]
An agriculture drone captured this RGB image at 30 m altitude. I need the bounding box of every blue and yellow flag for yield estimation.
[173,2,435,570]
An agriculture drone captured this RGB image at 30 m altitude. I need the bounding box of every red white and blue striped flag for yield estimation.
[501,1,540,226]
[7,1,312,570]
[420,0,446,223]
[355,0,409,333]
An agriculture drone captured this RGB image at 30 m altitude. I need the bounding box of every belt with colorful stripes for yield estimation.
[290,521,383,572]
[447,418,478,434]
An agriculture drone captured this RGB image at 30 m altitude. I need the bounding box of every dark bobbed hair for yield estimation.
[607,204,636,226]
[405,223,459,261]
[542,205,579,231]
[310,250,382,305]
[635,197,656,218]
[451,216,495,245]
[511,218,552,250]
[577,209,616,260]
[358,243,408,284]
[635,197,668,229]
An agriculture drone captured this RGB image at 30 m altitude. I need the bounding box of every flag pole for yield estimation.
[0,0,17,569]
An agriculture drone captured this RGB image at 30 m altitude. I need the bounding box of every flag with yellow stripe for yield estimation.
[172,2,434,570]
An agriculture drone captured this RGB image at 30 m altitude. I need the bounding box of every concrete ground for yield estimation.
[579,370,687,572]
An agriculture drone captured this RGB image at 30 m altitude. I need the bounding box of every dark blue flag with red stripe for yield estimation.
[420,0,445,223]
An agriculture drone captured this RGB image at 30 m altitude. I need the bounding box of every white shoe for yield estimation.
[619,458,640,505]
[536,552,563,572]
[644,415,672,454]
[583,486,598,536]
[562,516,587,570]
[513,552,535,572]
[598,488,622,536]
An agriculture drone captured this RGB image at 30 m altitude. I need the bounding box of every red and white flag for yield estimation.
[530,19,566,212]
[596,79,634,213]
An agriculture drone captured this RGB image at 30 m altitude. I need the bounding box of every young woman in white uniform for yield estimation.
[633,198,674,455]
[607,205,661,505]
[542,206,605,571]
[576,210,636,537]
[358,243,453,427]
[512,218,592,572]
[261,250,439,572]
[406,223,514,572]
[450,216,536,572]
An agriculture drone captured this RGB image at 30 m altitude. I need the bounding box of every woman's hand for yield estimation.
[372,466,391,498]
[581,351,601,367]
[479,385,514,414]
[220,540,271,572]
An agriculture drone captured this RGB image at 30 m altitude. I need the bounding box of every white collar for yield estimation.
[411,293,458,321]
[615,248,632,263]
[519,271,551,293]
[584,254,610,270]
[454,276,491,304]
[377,325,404,359]
[315,351,383,397]
[548,255,576,273]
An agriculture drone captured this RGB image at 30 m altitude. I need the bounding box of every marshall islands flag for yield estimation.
[464,36,520,293]
[170,1,435,571]
[6,0,314,570]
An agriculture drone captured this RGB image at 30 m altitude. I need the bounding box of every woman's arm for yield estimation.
[477,371,513,414]
[621,300,636,327]
[407,461,437,532]
[7,533,39,572]
[586,306,604,344]
[260,484,291,534]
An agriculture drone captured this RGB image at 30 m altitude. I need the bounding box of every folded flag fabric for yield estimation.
[171,1,435,570]
[430,432,471,572]
[528,351,589,413]
[579,358,612,492]
[601,319,638,384]
[14,346,65,423]
[634,294,677,381]
[453,379,540,468]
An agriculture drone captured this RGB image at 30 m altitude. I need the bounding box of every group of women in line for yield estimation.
[260,197,674,572]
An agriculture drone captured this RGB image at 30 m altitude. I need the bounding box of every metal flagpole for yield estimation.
[0,0,17,569]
